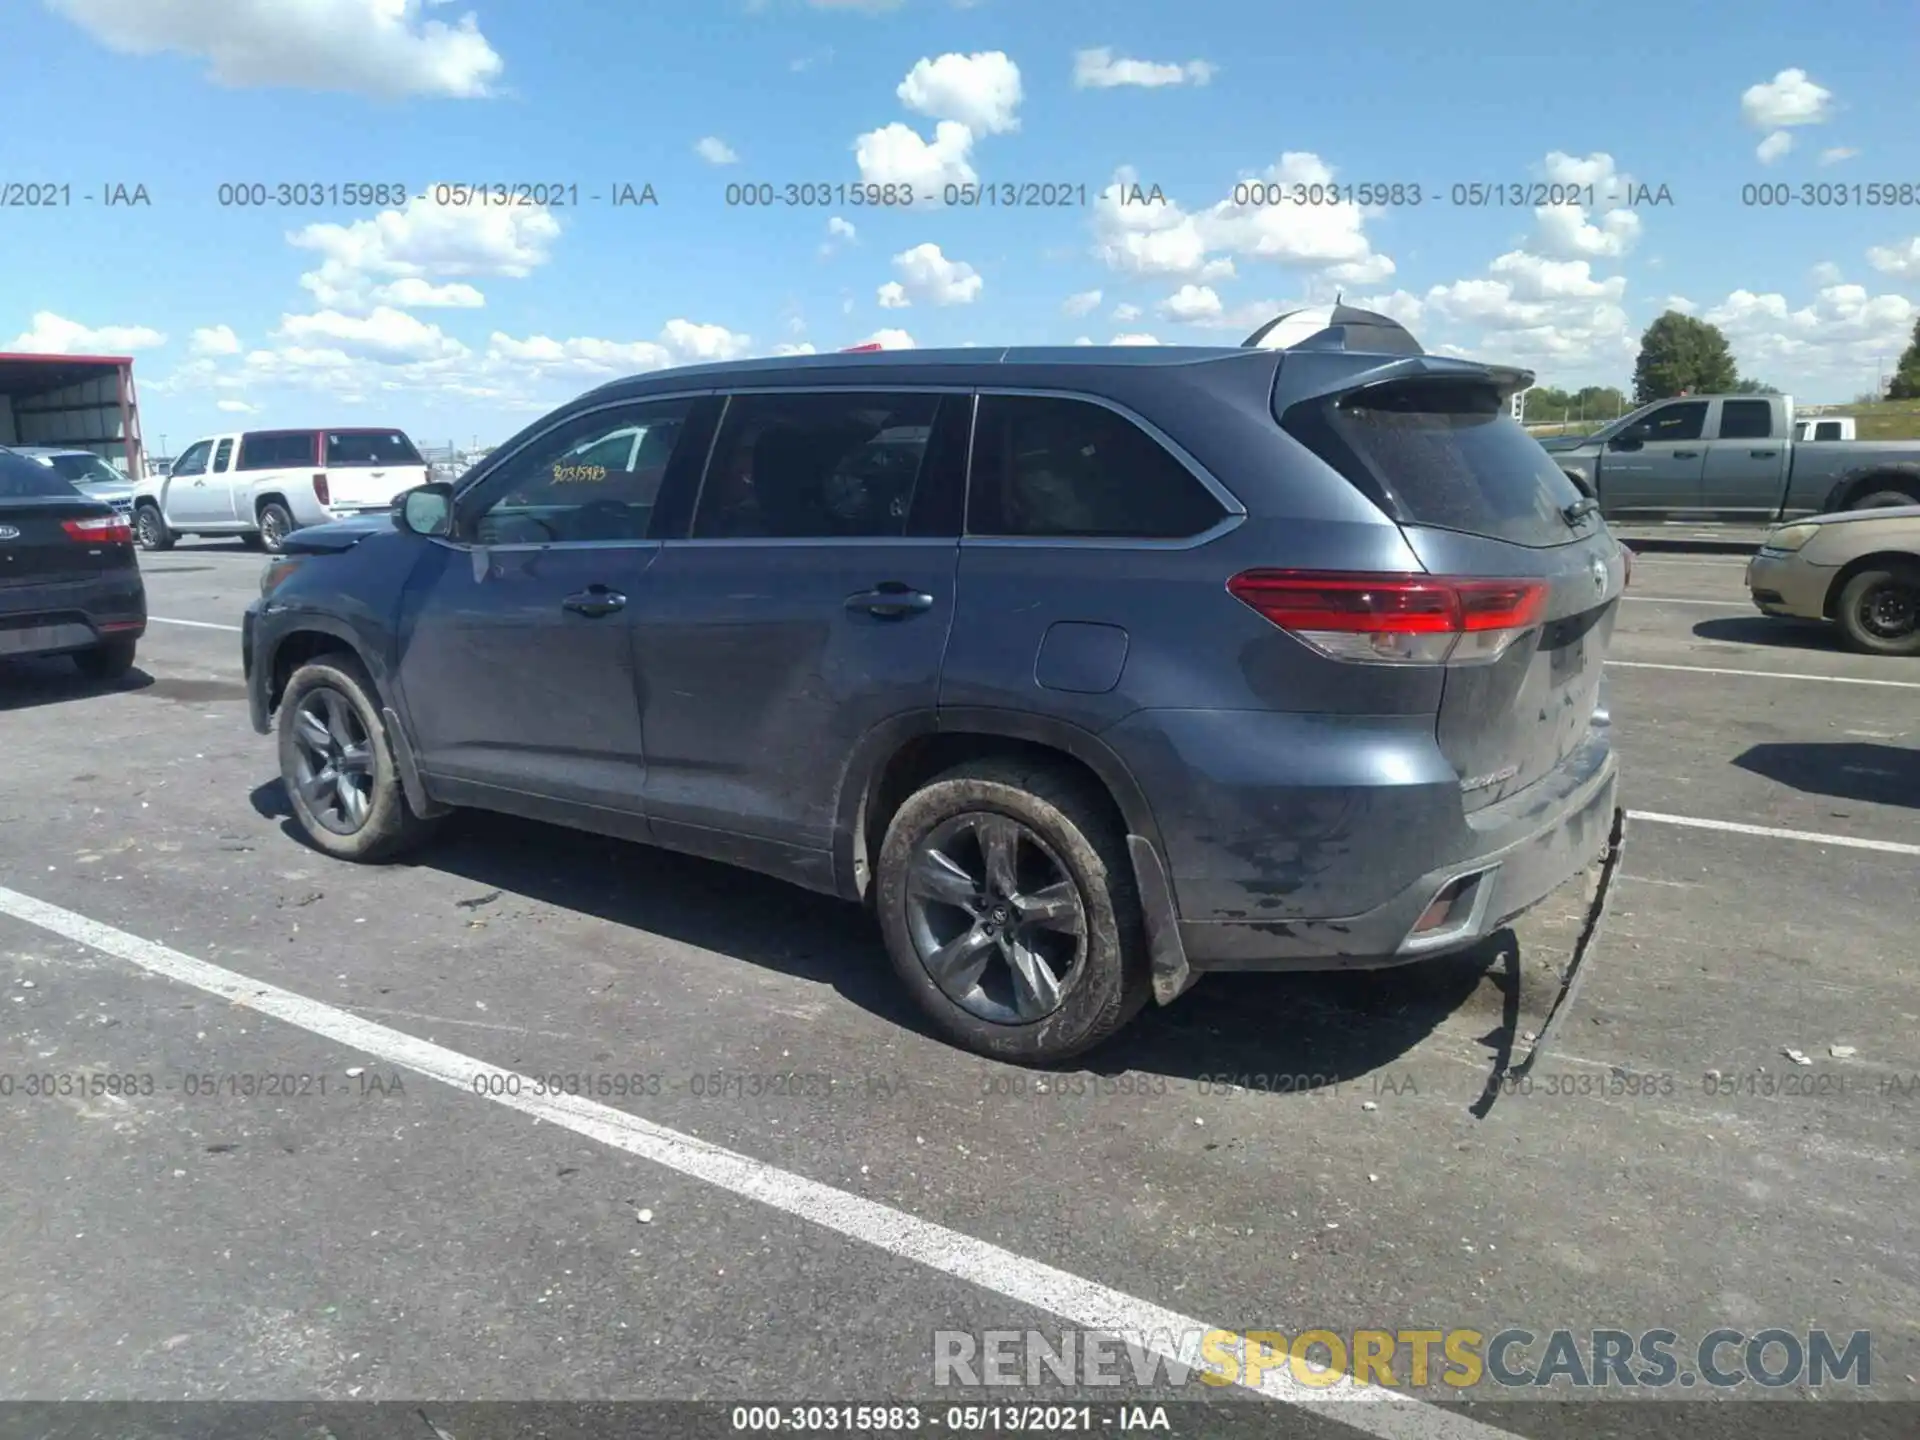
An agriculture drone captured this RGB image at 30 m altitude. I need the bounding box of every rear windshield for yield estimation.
[326,430,423,467]
[0,449,85,500]
[1282,378,1592,547]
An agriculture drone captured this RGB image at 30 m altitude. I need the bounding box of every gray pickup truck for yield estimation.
[1538,393,1920,521]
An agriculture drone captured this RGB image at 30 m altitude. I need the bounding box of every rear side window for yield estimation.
[0,449,82,499]
[238,432,316,470]
[967,394,1225,539]
[1719,400,1774,440]
[1815,421,1842,441]
[693,391,942,540]
[328,430,424,467]
[212,438,234,472]
[1283,379,1589,547]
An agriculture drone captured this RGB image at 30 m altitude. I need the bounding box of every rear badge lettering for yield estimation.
[1460,763,1520,793]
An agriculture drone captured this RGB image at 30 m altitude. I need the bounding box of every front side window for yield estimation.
[967,394,1226,539]
[692,391,940,540]
[172,441,212,477]
[1624,402,1708,444]
[467,400,693,545]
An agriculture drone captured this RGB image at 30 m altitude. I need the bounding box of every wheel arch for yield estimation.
[1822,550,1920,619]
[1828,467,1920,511]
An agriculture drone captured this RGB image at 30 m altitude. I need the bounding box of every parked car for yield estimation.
[1747,506,1920,655]
[10,446,137,521]
[132,427,430,555]
[0,445,146,678]
[1794,416,1857,442]
[243,341,1624,1064]
[1540,394,1920,522]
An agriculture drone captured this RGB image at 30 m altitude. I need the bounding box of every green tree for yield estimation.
[1631,312,1739,402]
[1888,318,1920,401]
[1731,377,1781,394]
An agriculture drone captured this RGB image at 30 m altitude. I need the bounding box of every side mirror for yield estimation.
[394,482,454,537]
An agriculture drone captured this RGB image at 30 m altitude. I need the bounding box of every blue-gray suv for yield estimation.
[244,336,1624,1064]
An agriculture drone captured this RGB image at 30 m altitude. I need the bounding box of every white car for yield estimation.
[131,427,430,554]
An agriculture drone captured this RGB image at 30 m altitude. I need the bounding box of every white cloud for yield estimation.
[883,242,983,306]
[1740,68,1833,129]
[1111,302,1143,321]
[1423,250,1632,369]
[1062,289,1102,317]
[1820,146,1858,165]
[852,120,977,199]
[827,216,858,241]
[1704,283,1916,394]
[1529,152,1643,259]
[216,398,261,413]
[768,342,819,357]
[377,277,486,308]
[877,281,910,308]
[1160,284,1223,321]
[1110,333,1162,345]
[1072,48,1215,89]
[1756,130,1794,165]
[275,306,468,363]
[1810,261,1844,285]
[190,324,242,356]
[854,328,916,349]
[694,136,740,165]
[7,311,165,352]
[809,0,901,10]
[896,51,1021,134]
[1353,289,1425,328]
[289,191,561,312]
[1661,295,1697,314]
[1867,237,1920,277]
[47,0,503,99]
[1072,336,1096,345]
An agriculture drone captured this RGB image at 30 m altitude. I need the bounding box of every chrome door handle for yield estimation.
[846,583,934,618]
[1673,450,1701,459]
[1750,450,1778,458]
[562,585,626,618]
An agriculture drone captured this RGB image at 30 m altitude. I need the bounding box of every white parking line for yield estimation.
[1628,811,1920,856]
[1607,660,1920,689]
[0,884,1511,1440]
[149,616,243,633]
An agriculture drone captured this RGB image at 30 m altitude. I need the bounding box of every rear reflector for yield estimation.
[1226,570,1549,665]
[61,515,134,545]
[313,472,331,506]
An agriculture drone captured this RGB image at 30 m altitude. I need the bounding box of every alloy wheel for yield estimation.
[136,508,162,548]
[289,688,375,835]
[903,812,1087,1024]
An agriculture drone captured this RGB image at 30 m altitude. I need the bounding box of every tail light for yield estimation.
[62,515,134,545]
[313,473,331,506]
[1225,570,1550,666]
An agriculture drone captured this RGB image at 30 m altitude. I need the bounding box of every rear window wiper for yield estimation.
[1561,496,1598,526]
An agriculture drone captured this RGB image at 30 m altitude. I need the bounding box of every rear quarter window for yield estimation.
[327,431,424,466]
[1282,378,1590,547]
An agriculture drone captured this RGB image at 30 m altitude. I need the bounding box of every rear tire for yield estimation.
[257,501,295,554]
[1850,488,1919,511]
[1836,564,1920,657]
[874,758,1150,1065]
[134,502,175,552]
[276,654,442,861]
[72,637,137,681]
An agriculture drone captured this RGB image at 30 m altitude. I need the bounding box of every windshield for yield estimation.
[0,448,86,499]
[42,452,127,485]
[325,430,424,467]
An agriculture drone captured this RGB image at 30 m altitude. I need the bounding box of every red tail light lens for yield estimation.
[62,515,134,545]
[1225,570,1549,665]
[313,472,331,506]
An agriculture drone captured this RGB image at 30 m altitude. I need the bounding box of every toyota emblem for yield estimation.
[0,525,19,541]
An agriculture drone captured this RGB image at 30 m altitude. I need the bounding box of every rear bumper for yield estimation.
[1175,727,1617,971]
[0,572,146,658]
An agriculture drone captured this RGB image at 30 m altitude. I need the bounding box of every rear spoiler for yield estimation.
[1277,353,1538,408]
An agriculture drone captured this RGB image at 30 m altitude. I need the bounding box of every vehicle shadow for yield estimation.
[1691,615,1841,651]
[1733,740,1920,810]
[249,780,1520,1097]
[0,657,156,711]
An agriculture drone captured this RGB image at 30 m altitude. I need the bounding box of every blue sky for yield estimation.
[5,0,1917,449]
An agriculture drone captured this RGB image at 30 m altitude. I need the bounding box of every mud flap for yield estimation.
[1502,805,1628,1080]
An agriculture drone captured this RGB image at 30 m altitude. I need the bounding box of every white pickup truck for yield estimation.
[1794,416,1857,441]
[132,427,429,554]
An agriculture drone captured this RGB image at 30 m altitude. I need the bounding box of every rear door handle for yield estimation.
[1750,450,1778,458]
[1673,450,1701,459]
[562,585,626,618]
[846,582,934,619]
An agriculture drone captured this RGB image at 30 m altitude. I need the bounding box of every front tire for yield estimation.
[276,655,442,861]
[1850,488,1919,511]
[874,759,1149,1065]
[72,637,137,680]
[134,502,175,552]
[257,501,295,554]
[1836,564,1920,657]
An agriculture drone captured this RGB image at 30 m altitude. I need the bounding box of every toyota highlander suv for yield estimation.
[243,334,1624,1064]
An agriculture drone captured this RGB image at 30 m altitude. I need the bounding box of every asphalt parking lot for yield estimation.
[2,541,1917,1437]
